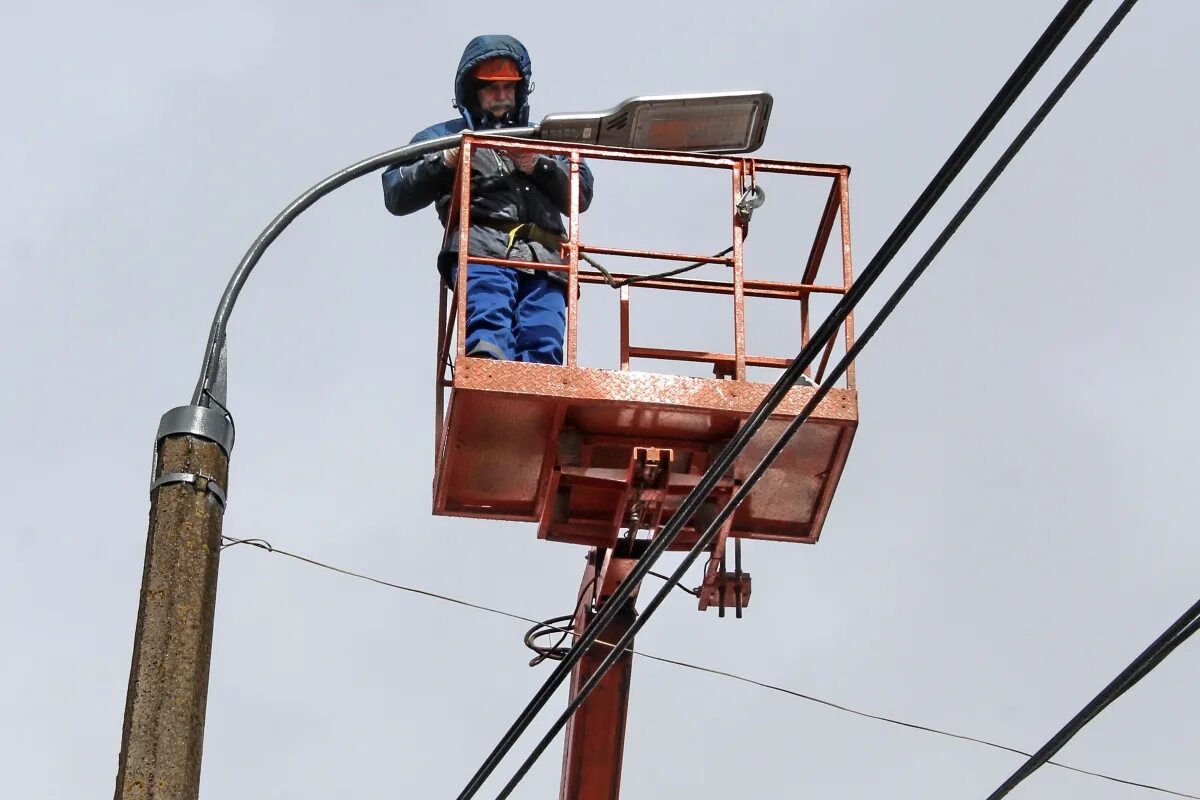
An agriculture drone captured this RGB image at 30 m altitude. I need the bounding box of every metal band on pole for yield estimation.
[150,472,228,508]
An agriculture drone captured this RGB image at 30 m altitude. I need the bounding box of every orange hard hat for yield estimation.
[471,57,522,82]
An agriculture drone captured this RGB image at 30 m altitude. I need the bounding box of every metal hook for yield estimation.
[736,184,767,223]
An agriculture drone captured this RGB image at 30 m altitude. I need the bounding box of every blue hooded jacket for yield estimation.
[381,35,595,280]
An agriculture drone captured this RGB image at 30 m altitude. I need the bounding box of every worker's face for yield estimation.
[476,81,517,118]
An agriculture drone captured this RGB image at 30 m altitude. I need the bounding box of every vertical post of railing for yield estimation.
[619,286,630,371]
[800,295,811,353]
[435,284,447,460]
[730,161,747,381]
[566,151,582,366]
[455,137,474,361]
[837,169,856,389]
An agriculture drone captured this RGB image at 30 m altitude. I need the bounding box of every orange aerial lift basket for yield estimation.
[432,132,859,565]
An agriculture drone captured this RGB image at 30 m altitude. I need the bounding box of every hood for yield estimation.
[453,34,533,129]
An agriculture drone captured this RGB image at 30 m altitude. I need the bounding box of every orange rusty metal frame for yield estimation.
[559,547,642,800]
[434,133,856,458]
[431,138,858,800]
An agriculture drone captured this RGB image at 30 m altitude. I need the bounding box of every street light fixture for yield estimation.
[538,91,773,153]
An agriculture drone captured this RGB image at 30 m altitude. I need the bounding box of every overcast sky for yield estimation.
[4,1,1198,798]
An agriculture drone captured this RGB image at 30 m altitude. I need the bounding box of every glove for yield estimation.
[512,151,538,174]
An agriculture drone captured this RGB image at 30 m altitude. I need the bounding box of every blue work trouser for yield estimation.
[453,263,567,364]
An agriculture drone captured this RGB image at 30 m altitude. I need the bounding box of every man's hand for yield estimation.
[441,147,460,168]
[512,151,538,174]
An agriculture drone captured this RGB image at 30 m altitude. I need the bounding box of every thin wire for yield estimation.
[523,615,576,666]
[524,575,598,666]
[201,388,237,445]
[652,656,1200,800]
[220,535,1199,799]
[219,535,533,624]
[530,173,754,290]
[581,246,734,289]
[219,536,271,552]
[646,570,699,597]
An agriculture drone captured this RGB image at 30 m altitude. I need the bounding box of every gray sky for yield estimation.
[4,1,1198,797]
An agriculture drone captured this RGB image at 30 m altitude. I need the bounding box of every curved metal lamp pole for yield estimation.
[114,126,536,800]
[190,126,537,408]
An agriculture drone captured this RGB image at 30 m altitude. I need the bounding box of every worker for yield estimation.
[382,35,595,364]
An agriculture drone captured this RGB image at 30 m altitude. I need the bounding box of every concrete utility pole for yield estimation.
[105,122,478,800]
[114,403,233,800]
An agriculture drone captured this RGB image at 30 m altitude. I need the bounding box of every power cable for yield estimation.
[494,2,1142,794]
[467,2,1096,797]
[220,535,1199,799]
[986,595,1200,799]
[494,1,1139,792]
